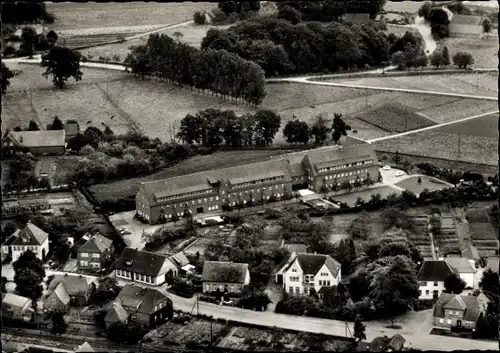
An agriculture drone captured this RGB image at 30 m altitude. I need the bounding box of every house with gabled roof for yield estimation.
[168,251,192,274]
[202,261,250,294]
[43,281,71,313]
[275,252,341,296]
[3,130,66,155]
[433,293,488,330]
[47,274,96,306]
[417,260,458,300]
[444,257,476,289]
[107,284,173,329]
[2,222,49,262]
[113,248,177,285]
[2,293,34,321]
[76,232,114,271]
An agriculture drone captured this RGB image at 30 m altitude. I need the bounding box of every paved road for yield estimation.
[367,109,499,143]
[410,16,437,55]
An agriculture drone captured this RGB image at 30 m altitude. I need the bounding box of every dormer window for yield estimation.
[291,269,297,273]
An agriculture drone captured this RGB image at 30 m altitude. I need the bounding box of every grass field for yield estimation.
[331,186,401,207]
[395,176,450,194]
[88,150,293,203]
[373,113,498,166]
[419,99,499,124]
[320,74,497,97]
[46,2,214,30]
[439,36,498,68]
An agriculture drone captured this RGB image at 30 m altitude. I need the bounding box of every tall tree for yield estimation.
[430,51,445,68]
[353,315,367,343]
[13,250,45,311]
[27,120,40,131]
[331,113,351,145]
[369,255,420,327]
[444,274,466,294]
[283,118,310,144]
[442,46,450,67]
[1,62,15,94]
[346,211,372,240]
[41,46,83,89]
[253,110,281,146]
[479,268,499,303]
[49,116,63,130]
[277,5,302,24]
[452,51,474,69]
[482,18,492,35]
[310,115,331,146]
[21,27,37,58]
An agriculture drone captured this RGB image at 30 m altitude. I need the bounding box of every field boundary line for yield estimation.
[415,112,434,122]
[367,110,499,143]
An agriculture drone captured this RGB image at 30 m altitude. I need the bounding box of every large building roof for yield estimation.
[283,253,341,277]
[6,130,66,148]
[202,261,249,284]
[417,260,458,282]
[112,248,170,277]
[141,159,292,206]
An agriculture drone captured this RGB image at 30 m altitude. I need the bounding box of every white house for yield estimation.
[1,223,49,262]
[417,260,458,300]
[275,252,341,296]
[112,248,178,286]
[444,257,476,289]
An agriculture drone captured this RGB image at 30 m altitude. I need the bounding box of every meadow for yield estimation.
[46,2,214,30]
[438,36,498,69]
[373,113,499,166]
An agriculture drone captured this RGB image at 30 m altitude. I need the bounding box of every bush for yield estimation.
[3,46,16,56]
[193,11,206,25]
[2,254,12,264]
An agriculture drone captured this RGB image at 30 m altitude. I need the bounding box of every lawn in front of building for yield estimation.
[330,185,401,207]
[395,176,451,195]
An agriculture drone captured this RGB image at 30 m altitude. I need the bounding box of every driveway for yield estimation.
[410,16,437,55]
[108,210,165,250]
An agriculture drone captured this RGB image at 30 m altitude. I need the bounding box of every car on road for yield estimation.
[382,165,391,170]
[395,171,405,177]
[222,300,234,306]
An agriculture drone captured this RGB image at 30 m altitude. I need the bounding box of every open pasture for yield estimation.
[46,2,214,30]
[419,99,499,124]
[440,36,498,68]
[430,113,499,137]
[373,117,498,167]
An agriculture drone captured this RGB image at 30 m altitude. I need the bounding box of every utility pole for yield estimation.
[457,133,461,158]
[365,85,368,107]
[197,291,200,315]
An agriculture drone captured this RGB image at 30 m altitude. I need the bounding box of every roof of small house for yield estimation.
[104,302,129,324]
[47,274,94,296]
[112,248,170,277]
[284,253,341,277]
[45,282,71,307]
[10,222,48,246]
[64,121,79,137]
[78,233,113,253]
[6,130,66,148]
[433,293,483,322]
[416,260,458,282]
[116,284,169,314]
[169,251,190,268]
[444,257,476,273]
[2,293,31,309]
[75,342,95,353]
[202,261,249,284]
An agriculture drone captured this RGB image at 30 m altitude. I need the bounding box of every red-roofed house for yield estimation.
[275,252,341,296]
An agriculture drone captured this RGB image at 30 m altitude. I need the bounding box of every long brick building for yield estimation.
[136,140,379,224]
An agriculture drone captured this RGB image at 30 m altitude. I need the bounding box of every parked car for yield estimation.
[222,300,234,306]
[395,171,405,177]
[382,165,391,170]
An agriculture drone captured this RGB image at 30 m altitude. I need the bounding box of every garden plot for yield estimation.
[355,102,436,132]
[46,2,214,30]
[431,113,499,138]
[145,318,226,346]
[373,131,498,167]
[419,99,498,124]
[444,72,498,94]
[466,208,491,223]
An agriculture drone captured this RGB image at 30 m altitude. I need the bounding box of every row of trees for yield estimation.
[276,1,387,22]
[1,3,55,24]
[284,113,351,145]
[201,17,401,76]
[1,63,15,94]
[124,33,266,105]
[418,2,450,39]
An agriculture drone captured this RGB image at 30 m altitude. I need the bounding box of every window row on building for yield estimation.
[116,269,155,284]
[318,159,373,173]
[232,175,285,189]
[204,284,240,292]
[80,261,100,268]
[80,252,100,258]
[324,169,369,180]
[157,188,214,203]
[11,245,39,251]
[162,195,221,209]
[318,280,331,286]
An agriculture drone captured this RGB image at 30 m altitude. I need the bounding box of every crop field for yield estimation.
[320,74,497,97]
[374,114,499,166]
[466,208,490,223]
[419,99,498,124]
[395,176,450,194]
[46,2,214,30]
[446,72,498,94]
[146,318,226,346]
[88,149,293,203]
[355,103,436,132]
[440,36,498,68]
